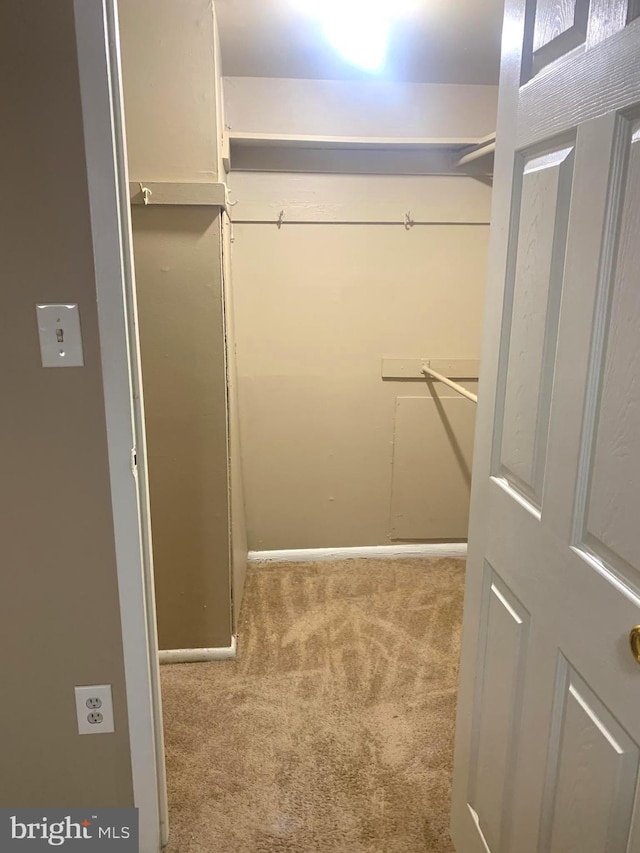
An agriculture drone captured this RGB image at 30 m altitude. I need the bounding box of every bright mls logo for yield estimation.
[0,809,138,851]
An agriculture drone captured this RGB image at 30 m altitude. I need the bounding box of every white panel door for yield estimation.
[451,3,640,852]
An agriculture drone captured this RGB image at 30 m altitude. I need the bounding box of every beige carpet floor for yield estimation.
[160,557,465,852]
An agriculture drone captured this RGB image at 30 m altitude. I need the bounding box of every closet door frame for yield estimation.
[74,2,167,850]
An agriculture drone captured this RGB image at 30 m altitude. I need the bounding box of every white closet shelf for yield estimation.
[224,131,496,178]
[129,181,227,207]
[227,131,482,151]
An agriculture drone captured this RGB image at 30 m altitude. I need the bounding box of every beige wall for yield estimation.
[0,0,133,806]
[223,77,498,138]
[231,211,488,550]
[119,0,234,649]
[226,78,496,550]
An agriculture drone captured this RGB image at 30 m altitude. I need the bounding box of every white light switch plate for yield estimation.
[36,303,84,367]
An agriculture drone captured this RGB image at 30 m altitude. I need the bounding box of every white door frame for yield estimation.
[73,2,166,851]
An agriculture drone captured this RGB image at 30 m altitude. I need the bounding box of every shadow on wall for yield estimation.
[130,206,232,650]
[429,390,473,487]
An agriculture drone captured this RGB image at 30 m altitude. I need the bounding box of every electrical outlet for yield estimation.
[74,685,114,735]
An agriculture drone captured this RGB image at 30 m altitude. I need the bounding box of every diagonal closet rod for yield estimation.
[421,365,478,404]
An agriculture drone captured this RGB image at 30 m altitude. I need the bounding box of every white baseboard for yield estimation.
[158,634,237,665]
[248,543,467,564]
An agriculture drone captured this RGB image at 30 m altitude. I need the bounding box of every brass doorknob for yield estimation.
[630,626,640,664]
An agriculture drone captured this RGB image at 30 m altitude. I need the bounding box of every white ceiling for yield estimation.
[215,0,504,85]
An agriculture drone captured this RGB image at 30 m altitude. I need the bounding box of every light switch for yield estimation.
[36,304,84,367]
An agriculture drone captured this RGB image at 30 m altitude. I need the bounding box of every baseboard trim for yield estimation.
[158,634,237,665]
[248,543,467,564]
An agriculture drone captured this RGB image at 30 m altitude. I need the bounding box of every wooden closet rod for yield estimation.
[421,365,478,404]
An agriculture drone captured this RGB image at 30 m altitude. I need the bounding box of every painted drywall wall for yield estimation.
[119,0,240,649]
[124,208,232,650]
[230,212,487,549]
[226,78,496,549]
[120,0,222,183]
[224,77,498,138]
[0,0,133,806]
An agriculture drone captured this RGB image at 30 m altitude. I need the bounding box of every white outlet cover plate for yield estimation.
[36,303,84,367]
[74,684,115,735]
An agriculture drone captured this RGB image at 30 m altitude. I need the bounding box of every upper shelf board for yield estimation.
[227,131,483,151]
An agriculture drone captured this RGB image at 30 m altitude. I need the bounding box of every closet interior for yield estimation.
[116,0,499,847]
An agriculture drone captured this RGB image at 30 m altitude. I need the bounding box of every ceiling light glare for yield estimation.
[323,8,390,70]
[298,0,401,71]
[322,0,391,71]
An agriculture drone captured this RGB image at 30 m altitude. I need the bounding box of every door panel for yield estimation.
[532,0,590,75]
[533,0,586,49]
[469,568,530,853]
[451,3,640,852]
[540,660,639,853]
[583,121,640,577]
[497,144,574,507]
[541,114,622,538]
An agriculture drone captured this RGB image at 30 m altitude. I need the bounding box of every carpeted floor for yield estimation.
[160,557,465,852]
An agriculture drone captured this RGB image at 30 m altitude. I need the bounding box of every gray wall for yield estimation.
[119,0,235,649]
[0,0,133,806]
